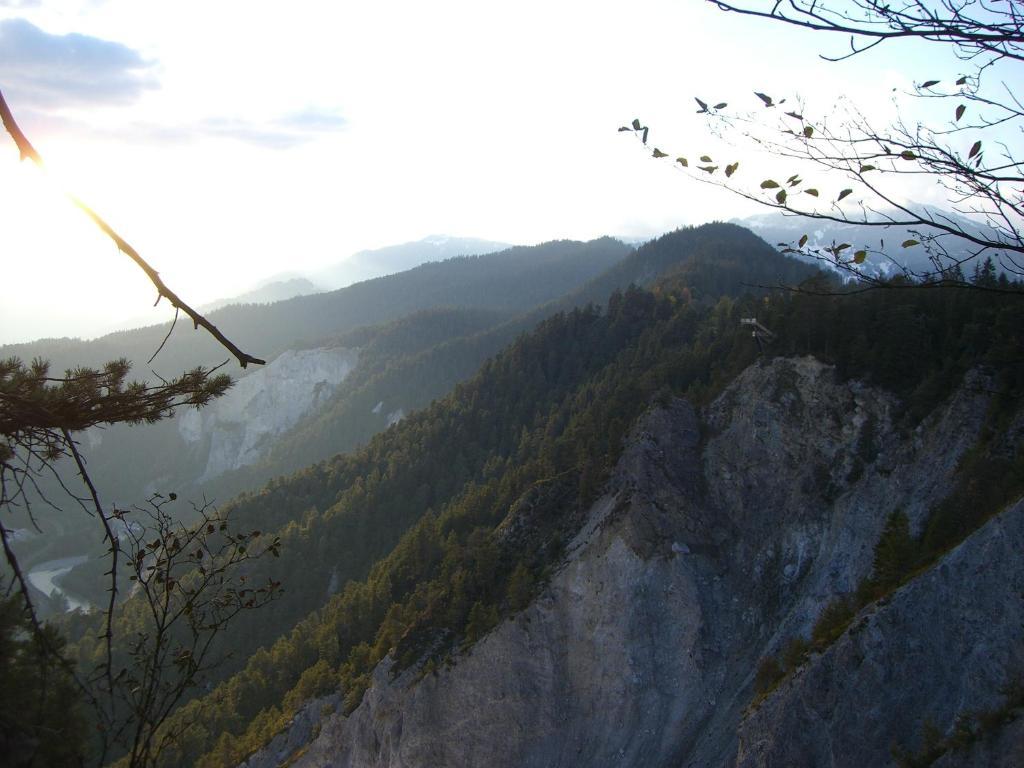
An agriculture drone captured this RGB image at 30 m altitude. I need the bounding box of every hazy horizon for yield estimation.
[0,0,981,344]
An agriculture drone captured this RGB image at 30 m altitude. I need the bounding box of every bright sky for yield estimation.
[0,0,970,344]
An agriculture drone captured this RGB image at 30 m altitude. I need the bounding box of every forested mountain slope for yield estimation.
[5,238,630,609]
[55,227,1024,767]
[312,236,511,289]
[17,225,809,621]
[565,221,815,307]
[0,237,629,377]
[281,361,1023,768]
[201,223,819,499]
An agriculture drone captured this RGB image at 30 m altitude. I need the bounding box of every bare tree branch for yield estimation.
[0,88,265,369]
[625,1,1023,292]
[710,0,1024,62]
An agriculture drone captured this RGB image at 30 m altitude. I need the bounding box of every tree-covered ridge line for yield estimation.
[1,238,632,547]
[200,223,819,499]
[93,261,1020,765]
[39,222,806,765]
[137,287,737,767]
[0,237,632,378]
[62,306,516,522]
[10,224,811,530]
[42,223,767,574]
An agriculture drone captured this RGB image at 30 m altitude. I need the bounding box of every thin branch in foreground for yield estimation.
[0,89,265,369]
[62,428,120,708]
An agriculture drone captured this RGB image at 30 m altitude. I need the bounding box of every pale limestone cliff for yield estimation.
[246,357,1017,768]
[179,347,358,481]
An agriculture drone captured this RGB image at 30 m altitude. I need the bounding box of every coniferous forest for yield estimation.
[6,222,1022,766]
[3,3,1023,764]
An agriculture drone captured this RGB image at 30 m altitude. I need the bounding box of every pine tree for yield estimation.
[505,562,536,612]
[871,511,916,589]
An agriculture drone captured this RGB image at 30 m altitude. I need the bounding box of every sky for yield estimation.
[0,0,973,344]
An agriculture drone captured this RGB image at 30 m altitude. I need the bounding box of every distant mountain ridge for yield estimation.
[312,235,512,289]
[23,224,814,619]
[199,277,322,313]
[734,205,1001,279]
[0,237,627,378]
[2,237,632,559]
[196,223,819,502]
[5,226,820,524]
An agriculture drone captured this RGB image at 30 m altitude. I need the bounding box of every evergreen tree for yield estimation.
[506,562,536,612]
[0,590,88,767]
[871,511,916,590]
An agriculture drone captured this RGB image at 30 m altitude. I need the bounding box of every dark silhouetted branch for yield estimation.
[0,88,264,369]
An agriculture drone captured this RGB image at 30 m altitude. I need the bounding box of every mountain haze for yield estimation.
[200,278,323,313]
[312,236,512,290]
[7,236,632,612]
[0,238,625,378]
[735,207,1004,281]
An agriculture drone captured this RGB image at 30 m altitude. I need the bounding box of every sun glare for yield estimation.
[1,147,174,342]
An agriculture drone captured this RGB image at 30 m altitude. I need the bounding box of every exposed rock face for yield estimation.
[239,695,342,768]
[736,499,1024,768]
[179,347,358,481]
[933,719,1024,768]
[256,356,1015,768]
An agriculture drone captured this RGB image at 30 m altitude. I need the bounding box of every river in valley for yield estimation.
[26,555,92,612]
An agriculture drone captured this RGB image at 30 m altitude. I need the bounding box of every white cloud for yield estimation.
[0,17,156,107]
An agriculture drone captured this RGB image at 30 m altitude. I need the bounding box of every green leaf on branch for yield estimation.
[695,97,709,112]
[804,188,819,197]
[968,140,982,158]
[955,104,966,121]
[785,111,804,120]
[837,188,853,201]
[653,148,669,158]
[714,102,728,110]
[836,243,851,251]
[798,234,808,247]
[754,91,774,107]
[921,79,939,88]
[760,179,780,189]
[698,165,718,174]
[700,155,713,162]
[631,118,642,130]
[676,157,688,167]
[854,250,867,264]
[803,125,814,138]
[902,239,920,248]
[901,150,917,160]
[956,75,967,86]
[859,165,876,173]
[776,189,787,204]
[725,162,738,177]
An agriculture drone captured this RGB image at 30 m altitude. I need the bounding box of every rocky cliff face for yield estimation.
[180,347,358,481]
[249,357,1019,768]
[736,498,1024,767]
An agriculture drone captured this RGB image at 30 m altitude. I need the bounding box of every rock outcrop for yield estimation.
[239,695,342,768]
[736,499,1024,768]
[179,347,358,480]
[249,356,1017,768]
